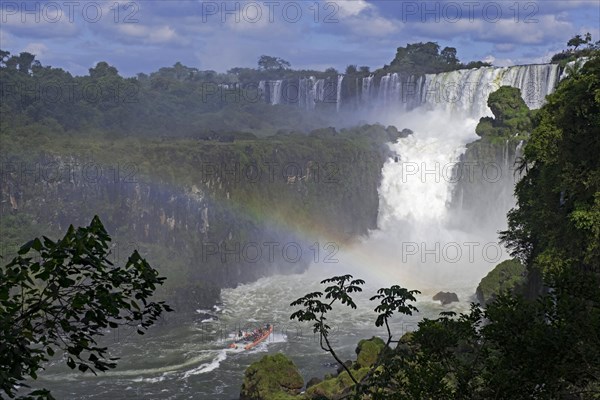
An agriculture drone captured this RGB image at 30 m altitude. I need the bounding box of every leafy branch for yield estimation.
[0,216,173,399]
[290,274,364,384]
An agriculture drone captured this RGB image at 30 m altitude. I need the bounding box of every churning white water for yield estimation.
[346,63,567,291]
[331,108,502,294]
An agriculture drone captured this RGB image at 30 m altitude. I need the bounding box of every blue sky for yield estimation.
[1,0,598,76]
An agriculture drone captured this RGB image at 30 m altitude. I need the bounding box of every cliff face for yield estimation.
[448,138,524,233]
[1,128,397,311]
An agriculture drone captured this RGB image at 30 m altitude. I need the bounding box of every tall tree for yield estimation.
[441,47,459,65]
[567,34,586,50]
[257,55,291,71]
[17,52,36,74]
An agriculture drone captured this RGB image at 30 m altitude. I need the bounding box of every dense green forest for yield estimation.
[0,42,491,139]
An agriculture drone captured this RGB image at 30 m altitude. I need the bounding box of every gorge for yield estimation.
[1,56,581,399]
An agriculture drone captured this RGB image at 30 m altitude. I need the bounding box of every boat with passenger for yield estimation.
[228,324,273,350]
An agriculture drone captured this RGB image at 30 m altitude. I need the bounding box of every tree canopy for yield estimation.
[387,42,489,75]
[257,55,291,71]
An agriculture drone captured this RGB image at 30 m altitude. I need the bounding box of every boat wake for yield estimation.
[182,350,229,378]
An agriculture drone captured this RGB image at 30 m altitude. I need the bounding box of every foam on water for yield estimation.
[182,350,228,378]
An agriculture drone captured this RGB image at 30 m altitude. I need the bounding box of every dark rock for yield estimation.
[336,360,353,375]
[306,377,322,389]
[401,128,414,137]
[433,291,459,305]
[355,337,386,368]
[476,259,526,305]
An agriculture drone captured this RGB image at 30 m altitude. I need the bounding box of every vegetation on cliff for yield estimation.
[476,259,526,305]
[475,86,534,140]
[502,51,600,288]
[240,353,304,400]
[240,338,387,400]
[1,123,402,312]
[551,32,599,67]
[384,42,491,76]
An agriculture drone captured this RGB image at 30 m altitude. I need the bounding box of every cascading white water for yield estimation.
[419,64,560,117]
[362,75,374,104]
[559,57,589,80]
[336,75,344,112]
[363,63,561,117]
[258,64,566,290]
[258,80,285,105]
[270,80,283,105]
[346,63,565,291]
[378,73,402,107]
[299,77,325,110]
[348,110,490,290]
[258,63,569,113]
[298,77,310,109]
[258,80,266,103]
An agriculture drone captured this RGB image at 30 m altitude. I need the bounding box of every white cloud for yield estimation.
[23,43,48,58]
[494,43,515,52]
[317,0,401,38]
[476,15,572,44]
[332,0,373,18]
[116,24,184,45]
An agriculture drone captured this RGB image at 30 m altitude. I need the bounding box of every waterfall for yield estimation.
[299,77,313,110]
[258,81,266,103]
[258,80,284,105]
[362,75,374,105]
[298,77,326,110]
[336,75,344,112]
[413,64,559,117]
[344,64,567,290]
[559,57,589,80]
[360,63,561,117]
[380,75,389,105]
[257,62,569,115]
[315,79,325,105]
[504,139,510,171]
[377,73,402,107]
[348,110,486,289]
[516,140,525,158]
[499,64,560,109]
[270,80,283,105]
